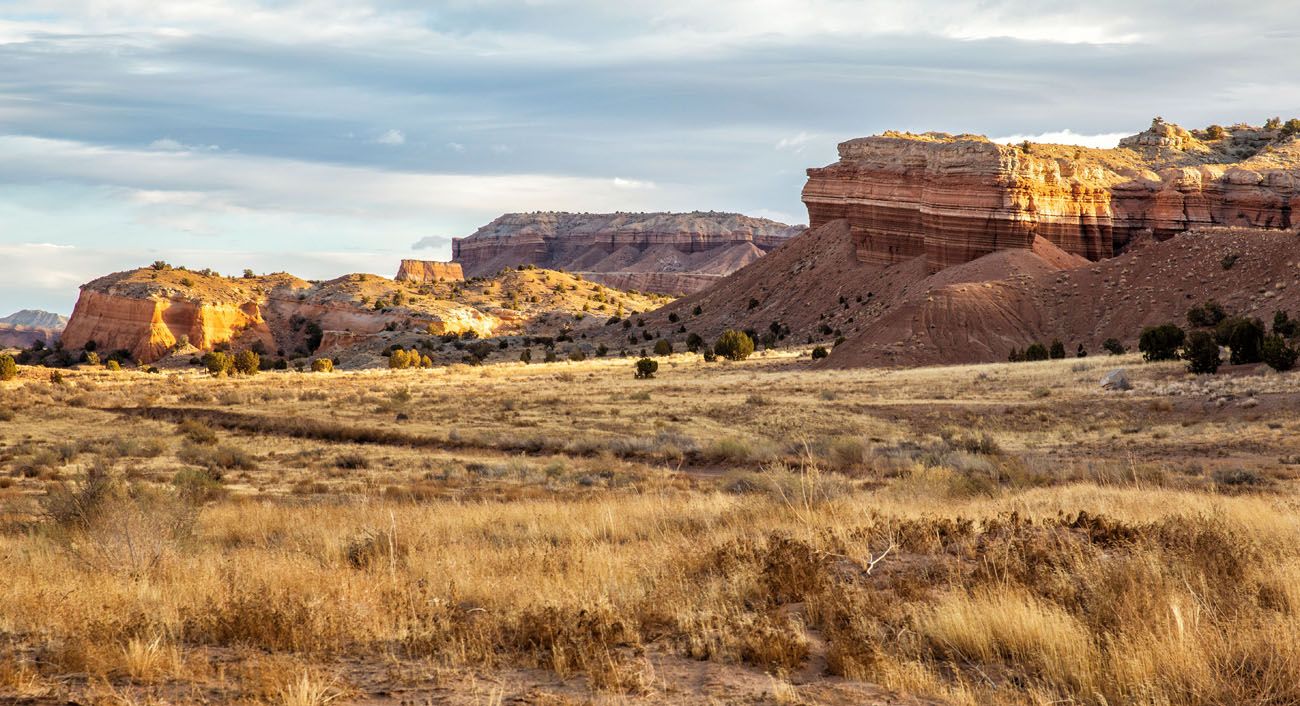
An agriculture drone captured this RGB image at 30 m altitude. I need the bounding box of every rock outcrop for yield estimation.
[451,211,804,294]
[60,263,669,366]
[395,260,464,283]
[0,310,67,349]
[61,267,497,364]
[803,119,1300,274]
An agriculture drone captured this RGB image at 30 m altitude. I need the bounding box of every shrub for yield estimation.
[85,351,100,366]
[543,349,558,363]
[1,353,19,382]
[1139,324,1185,361]
[178,419,218,445]
[389,349,414,369]
[1205,124,1227,140]
[1076,344,1087,358]
[178,441,256,471]
[714,330,755,361]
[233,350,260,375]
[311,358,334,373]
[692,305,702,316]
[1024,343,1049,361]
[1049,339,1066,359]
[519,348,532,364]
[811,346,829,360]
[203,351,234,375]
[1215,317,1265,364]
[684,333,703,352]
[1273,310,1298,338]
[1103,338,1126,355]
[1007,348,1024,362]
[1221,253,1239,270]
[702,350,717,363]
[105,359,121,372]
[653,339,672,356]
[1262,334,1298,371]
[568,347,586,362]
[1184,331,1221,374]
[668,312,679,323]
[634,358,658,379]
[1187,300,1227,328]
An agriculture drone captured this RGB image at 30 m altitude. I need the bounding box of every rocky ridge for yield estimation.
[804,119,1300,274]
[451,211,804,294]
[60,265,667,366]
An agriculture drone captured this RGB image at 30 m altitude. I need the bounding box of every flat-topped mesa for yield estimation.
[451,211,804,294]
[395,259,464,283]
[803,119,1300,273]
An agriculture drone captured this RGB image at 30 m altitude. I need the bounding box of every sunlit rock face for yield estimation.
[803,119,1300,274]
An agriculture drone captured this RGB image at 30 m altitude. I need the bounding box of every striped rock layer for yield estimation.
[803,121,1300,273]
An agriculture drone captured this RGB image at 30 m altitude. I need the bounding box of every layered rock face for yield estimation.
[804,119,1300,273]
[395,260,464,283]
[451,211,804,294]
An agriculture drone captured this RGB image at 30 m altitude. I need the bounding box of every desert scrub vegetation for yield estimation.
[8,475,1300,704]
[4,349,1300,702]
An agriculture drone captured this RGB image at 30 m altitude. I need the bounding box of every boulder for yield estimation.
[1100,369,1132,391]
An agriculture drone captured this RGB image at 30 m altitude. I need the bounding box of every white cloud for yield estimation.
[611,177,655,190]
[446,142,466,153]
[775,131,815,152]
[149,137,219,152]
[374,129,406,146]
[991,129,1132,149]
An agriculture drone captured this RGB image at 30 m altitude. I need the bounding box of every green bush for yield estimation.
[1007,348,1024,362]
[1215,317,1265,365]
[634,358,658,379]
[1024,343,1049,361]
[105,359,122,372]
[1049,339,1066,359]
[203,351,234,375]
[653,339,672,356]
[1102,338,1126,355]
[0,354,16,381]
[1274,310,1298,338]
[1183,331,1221,374]
[714,330,755,361]
[1139,324,1185,362]
[811,346,829,360]
[1262,335,1298,371]
[233,350,260,375]
[1187,300,1226,328]
[311,358,334,373]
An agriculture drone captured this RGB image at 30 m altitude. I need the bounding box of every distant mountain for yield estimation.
[0,309,67,349]
[449,211,805,295]
[1,310,68,329]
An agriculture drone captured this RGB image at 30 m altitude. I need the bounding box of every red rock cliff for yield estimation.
[451,211,804,294]
[803,119,1300,273]
[395,260,464,283]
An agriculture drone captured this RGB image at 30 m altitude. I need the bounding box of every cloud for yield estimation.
[775,132,815,152]
[149,138,219,152]
[991,129,1133,149]
[612,177,655,190]
[411,235,453,250]
[374,129,405,145]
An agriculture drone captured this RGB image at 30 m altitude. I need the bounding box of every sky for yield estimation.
[1,1,1299,314]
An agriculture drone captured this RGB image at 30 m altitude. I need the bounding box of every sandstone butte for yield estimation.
[447,211,805,294]
[60,268,497,364]
[803,118,1300,273]
[394,259,464,283]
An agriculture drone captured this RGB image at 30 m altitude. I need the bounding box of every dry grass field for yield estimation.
[4,349,1300,704]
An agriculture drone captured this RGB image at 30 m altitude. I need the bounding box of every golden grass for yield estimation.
[2,352,1300,702]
